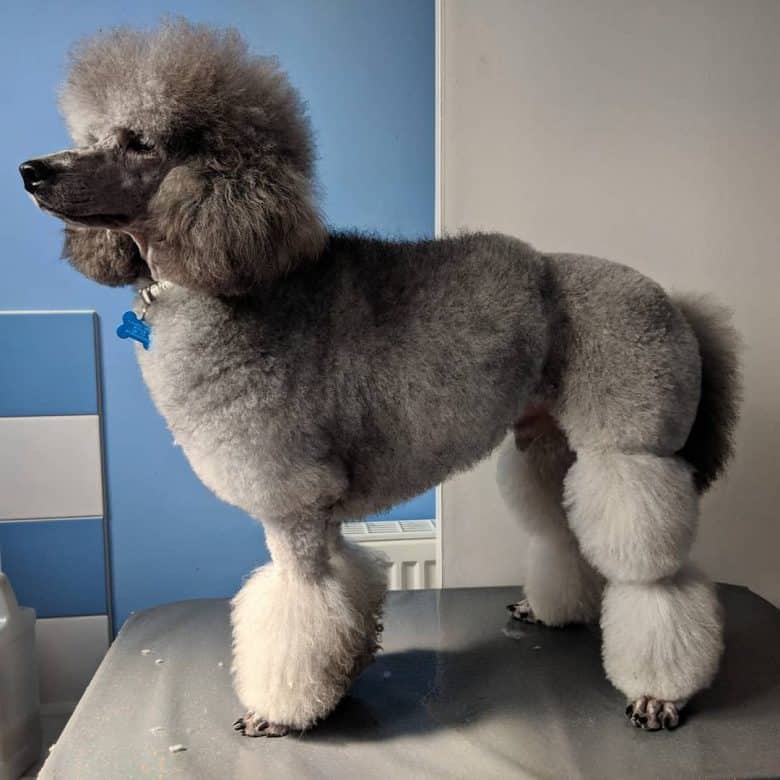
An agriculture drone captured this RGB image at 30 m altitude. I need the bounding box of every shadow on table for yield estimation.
[690,584,780,716]
[308,584,780,744]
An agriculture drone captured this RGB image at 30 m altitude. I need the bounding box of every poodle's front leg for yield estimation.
[231,512,384,736]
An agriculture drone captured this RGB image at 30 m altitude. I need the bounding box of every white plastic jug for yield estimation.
[0,573,41,780]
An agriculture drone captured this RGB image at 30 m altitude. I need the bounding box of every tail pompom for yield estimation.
[674,294,743,493]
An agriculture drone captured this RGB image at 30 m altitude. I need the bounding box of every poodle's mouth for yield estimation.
[39,203,129,229]
[25,190,127,228]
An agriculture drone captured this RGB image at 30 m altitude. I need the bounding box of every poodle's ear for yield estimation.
[147,161,326,296]
[62,227,147,286]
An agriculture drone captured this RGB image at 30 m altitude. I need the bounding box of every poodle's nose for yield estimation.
[19,159,55,192]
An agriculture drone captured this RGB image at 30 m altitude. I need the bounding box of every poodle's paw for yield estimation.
[233,712,291,738]
[506,598,542,624]
[625,696,682,731]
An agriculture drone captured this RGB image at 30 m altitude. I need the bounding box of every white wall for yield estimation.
[439,0,780,605]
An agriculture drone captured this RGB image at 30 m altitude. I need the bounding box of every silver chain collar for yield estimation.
[138,280,174,320]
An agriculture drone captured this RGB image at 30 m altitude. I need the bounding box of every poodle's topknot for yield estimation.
[59,19,326,295]
[60,19,315,173]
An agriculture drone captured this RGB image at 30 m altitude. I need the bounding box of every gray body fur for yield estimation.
[20,20,741,734]
[137,233,549,525]
[136,236,714,526]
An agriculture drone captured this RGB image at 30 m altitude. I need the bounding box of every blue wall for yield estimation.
[0,0,434,629]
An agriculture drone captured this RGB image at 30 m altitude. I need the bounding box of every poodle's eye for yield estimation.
[115,126,157,154]
[125,133,156,154]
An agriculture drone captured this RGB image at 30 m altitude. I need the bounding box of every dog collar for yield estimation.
[116,280,174,350]
[139,279,174,310]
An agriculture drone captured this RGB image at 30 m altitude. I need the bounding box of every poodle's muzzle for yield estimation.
[19,142,166,231]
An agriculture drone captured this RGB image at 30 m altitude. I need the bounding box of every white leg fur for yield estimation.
[524,529,603,626]
[496,434,568,537]
[564,449,698,582]
[330,537,387,673]
[602,566,723,702]
[496,435,602,625]
[231,526,385,730]
[564,448,723,708]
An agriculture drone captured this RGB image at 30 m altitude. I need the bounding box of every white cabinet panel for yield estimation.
[35,614,109,708]
[0,416,103,521]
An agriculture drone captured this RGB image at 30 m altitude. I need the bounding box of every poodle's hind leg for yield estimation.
[564,448,723,731]
[548,267,728,730]
[496,431,603,627]
[231,512,386,736]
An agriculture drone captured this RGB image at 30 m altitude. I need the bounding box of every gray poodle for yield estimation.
[20,21,741,735]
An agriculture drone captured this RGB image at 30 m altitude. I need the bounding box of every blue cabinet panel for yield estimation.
[0,312,97,417]
[0,518,107,618]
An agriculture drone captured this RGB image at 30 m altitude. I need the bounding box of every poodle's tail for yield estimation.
[674,294,743,493]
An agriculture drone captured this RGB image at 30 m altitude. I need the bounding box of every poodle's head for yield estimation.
[20,20,326,294]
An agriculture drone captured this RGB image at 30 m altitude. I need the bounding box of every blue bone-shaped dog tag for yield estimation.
[116,311,151,350]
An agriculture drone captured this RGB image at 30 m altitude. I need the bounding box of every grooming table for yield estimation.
[40,585,780,779]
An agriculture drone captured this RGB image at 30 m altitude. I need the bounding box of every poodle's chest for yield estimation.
[136,345,290,516]
[134,313,281,447]
[132,300,310,514]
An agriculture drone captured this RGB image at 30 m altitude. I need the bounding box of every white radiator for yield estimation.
[342,520,438,590]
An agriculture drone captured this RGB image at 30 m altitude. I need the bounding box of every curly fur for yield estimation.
[61,227,145,286]
[59,20,325,293]
[231,550,383,730]
[601,566,724,702]
[496,434,603,626]
[674,295,743,492]
[20,20,743,732]
[564,450,699,583]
